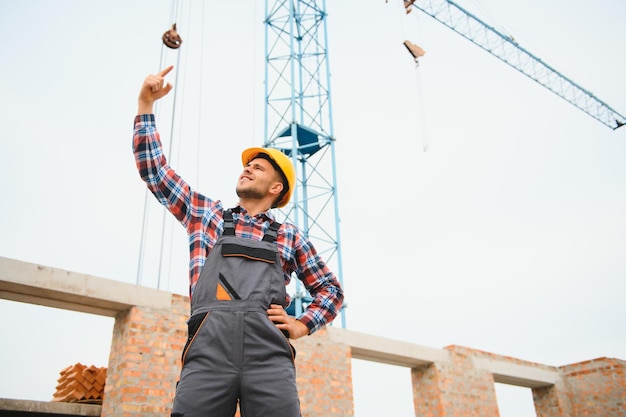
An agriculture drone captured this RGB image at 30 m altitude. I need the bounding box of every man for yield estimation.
[133,65,344,417]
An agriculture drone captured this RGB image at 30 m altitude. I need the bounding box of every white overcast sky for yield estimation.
[1,1,625,416]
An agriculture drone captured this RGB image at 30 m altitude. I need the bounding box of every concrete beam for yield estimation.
[327,326,450,367]
[0,256,562,392]
[473,356,560,388]
[0,257,172,317]
[0,398,101,416]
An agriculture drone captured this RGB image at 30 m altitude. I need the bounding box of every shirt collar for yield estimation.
[231,205,276,222]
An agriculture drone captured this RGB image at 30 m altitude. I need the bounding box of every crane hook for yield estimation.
[403,40,425,64]
[404,0,415,14]
[162,23,183,49]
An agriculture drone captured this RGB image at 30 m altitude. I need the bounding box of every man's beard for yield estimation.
[236,184,265,200]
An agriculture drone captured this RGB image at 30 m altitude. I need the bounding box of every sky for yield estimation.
[1,1,625,416]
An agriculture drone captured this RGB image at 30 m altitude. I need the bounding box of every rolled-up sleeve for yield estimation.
[285,228,344,334]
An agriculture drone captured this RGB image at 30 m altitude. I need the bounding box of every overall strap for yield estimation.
[223,209,281,243]
[262,220,282,243]
[222,210,235,236]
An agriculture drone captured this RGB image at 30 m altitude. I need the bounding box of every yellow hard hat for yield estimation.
[241,147,296,208]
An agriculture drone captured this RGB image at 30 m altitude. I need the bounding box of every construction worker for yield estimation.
[133,65,344,417]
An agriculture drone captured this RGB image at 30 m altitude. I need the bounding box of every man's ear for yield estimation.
[270,181,284,197]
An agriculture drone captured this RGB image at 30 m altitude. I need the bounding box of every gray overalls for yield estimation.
[171,210,301,417]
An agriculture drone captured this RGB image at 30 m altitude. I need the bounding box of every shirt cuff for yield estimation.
[134,113,155,125]
[298,314,318,335]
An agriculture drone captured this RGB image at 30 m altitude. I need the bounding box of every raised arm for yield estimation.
[133,66,215,229]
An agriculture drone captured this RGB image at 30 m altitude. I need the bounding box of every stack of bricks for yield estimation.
[53,363,107,404]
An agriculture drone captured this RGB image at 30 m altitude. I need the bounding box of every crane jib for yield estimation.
[409,0,626,130]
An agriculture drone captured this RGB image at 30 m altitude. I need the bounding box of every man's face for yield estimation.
[236,157,283,201]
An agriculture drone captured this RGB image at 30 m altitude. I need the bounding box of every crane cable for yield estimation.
[394,0,429,152]
[136,0,184,289]
[195,0,206,189]
[158,2,205,290]
[250,0,260,150]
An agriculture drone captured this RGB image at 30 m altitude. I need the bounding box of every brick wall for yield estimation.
[293,327,354,417]
[411,346,500,417]
[100,296,355,417]
[533,381,573,417]
[4,258,622,417]
[101,294,188,417]
[561,357,626,416]
[99,296,625,417]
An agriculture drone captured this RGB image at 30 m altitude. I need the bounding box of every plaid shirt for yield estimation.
[133,114,343,334]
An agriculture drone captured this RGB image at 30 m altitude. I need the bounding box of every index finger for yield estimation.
[157,65,174,77]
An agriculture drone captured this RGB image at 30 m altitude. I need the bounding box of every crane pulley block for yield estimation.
[162,24,183,49]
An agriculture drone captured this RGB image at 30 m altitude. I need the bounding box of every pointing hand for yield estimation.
[138,65,174,114]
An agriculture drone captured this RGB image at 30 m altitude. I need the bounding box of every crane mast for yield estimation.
[264,0,346,327]
[407,0,626,130]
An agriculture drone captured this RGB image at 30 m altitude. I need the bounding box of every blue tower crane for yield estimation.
[261,0,624,327]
